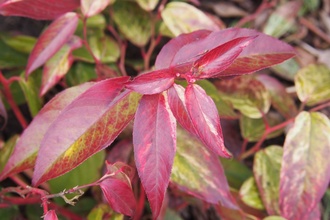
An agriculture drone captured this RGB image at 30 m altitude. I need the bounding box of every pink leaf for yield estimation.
[40,36,82,96]
[133,93,176,219]
[191,36,257,78]
[0,0,80,20]
[126,69,176,95]
[26,12,79,76]
[43,210,58,220]
[32,77,139,186]
[0,83,94,181]
[185,84,232,158]
[81,0,112,18]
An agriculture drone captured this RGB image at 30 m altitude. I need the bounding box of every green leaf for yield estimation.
[322,189,330,220]
[0,39,27,68]
[0,34,37,54]
[197,80,238,119]
[214,75,271,118]
[0,135,17,173]
[239,177,265,210]
[254,145,283,215]
[112,1,151,46]
[88,203,124,220]
[0,205,20,219]
[271,58,300,81]
[161,2,219,36]
[295,64,330,106]
[240,112,284,142]
[136,0,159,11]
[65,62,98,86]
[18,71,43,117]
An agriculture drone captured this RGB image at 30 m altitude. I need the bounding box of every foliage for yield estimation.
[0,0,329,220]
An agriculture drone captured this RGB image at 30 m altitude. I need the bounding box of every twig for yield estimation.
[299,17,330,45]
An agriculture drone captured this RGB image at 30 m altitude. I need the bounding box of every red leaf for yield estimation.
[0,0,80,20]
[26,12,79,76]
[0,83,94,181]
[133,93,176,219]
[43,210,58,220]
[32,77,137,186]
[192,36,256,78]
[126,69,175,95]
[185,84,232,158]
[81,0,112,18]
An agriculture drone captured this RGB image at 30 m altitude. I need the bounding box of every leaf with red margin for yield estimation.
[40,36,82,96]
[133,93,176,219]
[100,162,136,216]
[26,12,79,76]
[32,78,141,186]
[0,0,80,20]
[126,69,176,95]
[81,0,112,18]
[171,127,238,209]
[192,36,257,79]
[279,111,330,220]
[185,84,232,158]
[0,82,94,181]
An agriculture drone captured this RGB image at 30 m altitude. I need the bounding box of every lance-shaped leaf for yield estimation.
[192,36,257,79]
[161,2,219,36]
[0,83,94,181]
[295,64,330,106]
[126,69,175,95]
[0,95,7,129]
[0,0,80,20]
[280,111,330,220]
[133,93,176,219]
[81,0,112,17]
[185,84,232,158]
[172,127,238,209]
[254,145,283,215]
[0,34,36,54]
[99,162,136,216]
[40,36,82,96]
[26,12,79,76]
[32,78,141,186]
[257,74,297,119]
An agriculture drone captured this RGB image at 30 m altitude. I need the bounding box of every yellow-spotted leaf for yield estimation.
[32,82,141,186]
[295,64,330,106]
[254,145,283,215]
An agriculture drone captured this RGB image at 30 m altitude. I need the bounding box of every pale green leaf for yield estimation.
[263,217,287,220]
[136,0,159,11]
[239,177,265,210]
[271,58,300,81]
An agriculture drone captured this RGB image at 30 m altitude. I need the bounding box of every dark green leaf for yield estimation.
[65,62,97,86]
[220,158,252,189]
[0,40,27,68]
[0,34,36,54]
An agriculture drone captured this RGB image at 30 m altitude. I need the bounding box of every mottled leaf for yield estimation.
[0,0,80,20]
[40,36,82,96]
[214,75,271,118]
[81,0,112,17]
[240,112,284,142]
[295,64,330,106]
[0,34,36,54]
[185,84,232,157]
[136,0,159,11]
[0,135,17,173]
[254,145,283,215]
[257,74,297,119]
[0,83,94,181]
[33,83,140,186]
[280,111,330,220]
[26,12,79,76]
[172,127,237,208]
[0,95,7,129]
[239,177,265,210]
[133,93,176,219]
[0,39,27,68]
[161,2,219,36]
[126,69,175,95]
[112,1,151,46]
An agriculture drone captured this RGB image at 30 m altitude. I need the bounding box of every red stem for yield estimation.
[309,100,330,112]
[0,72,28,129]
[49,202,83,220]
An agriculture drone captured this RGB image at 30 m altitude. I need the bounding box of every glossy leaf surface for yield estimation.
[161,2,219,36]
[172,127,237,208]
[32,78,140,185]
[280,111,330,219]
[185,84,232,158]
[81,0,112,17]
[0,83,94,181]
[254,145,283,215]
[214,75,271,118]
[295,64,330,106]
[239,177,265,210]
[133,93,176,219]
[40,36,82,96]
[26,12,79,76]
[0,0,80,20]
[112,1,151,46]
